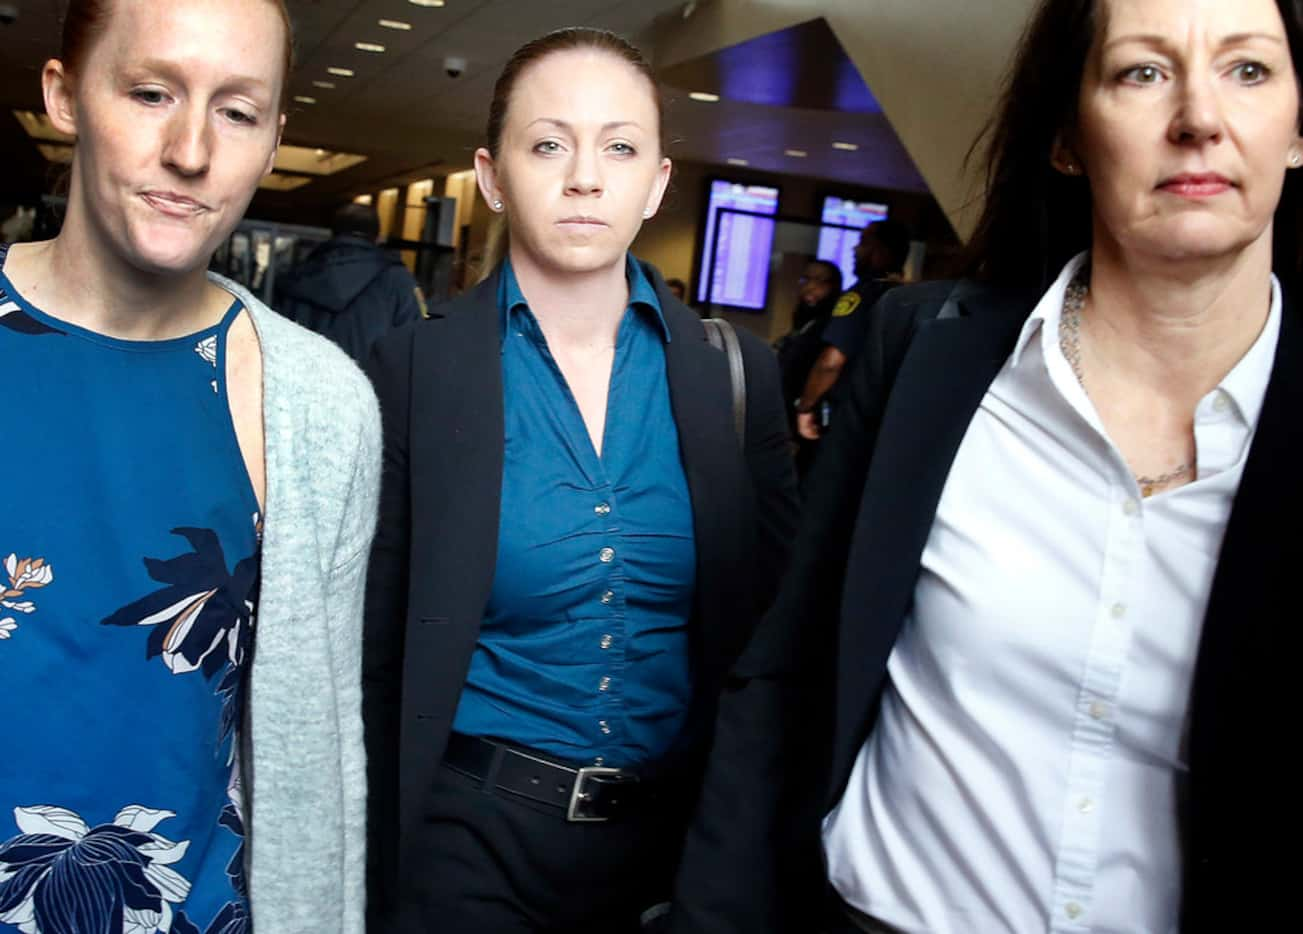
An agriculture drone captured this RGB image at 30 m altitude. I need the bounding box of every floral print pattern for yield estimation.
[1,243,257,934]
[0,297,63,337]
[101,528,256,679]
[92,527,257,931]
[0,805,191,934]
[1,554,54,643]
[193,337,217,368]
[194,337,218,394]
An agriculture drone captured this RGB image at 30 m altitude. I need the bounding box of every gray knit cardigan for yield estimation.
[211,273,379,934]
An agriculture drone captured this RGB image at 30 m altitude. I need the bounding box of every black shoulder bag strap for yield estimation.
[702,317,746,448]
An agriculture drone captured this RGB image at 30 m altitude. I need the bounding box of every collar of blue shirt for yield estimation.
[498,253,671,351]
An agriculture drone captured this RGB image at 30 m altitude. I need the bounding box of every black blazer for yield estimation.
[672,279,1303,933]
[362,261,799,929]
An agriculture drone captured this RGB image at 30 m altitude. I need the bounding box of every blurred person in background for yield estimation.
[275,202,426,366]
[793,219,910,445]
[773,258,842,477]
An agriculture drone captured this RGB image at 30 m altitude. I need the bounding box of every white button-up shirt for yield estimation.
[824,253,1281,934]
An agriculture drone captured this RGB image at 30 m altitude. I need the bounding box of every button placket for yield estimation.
[1047,479,1137,932]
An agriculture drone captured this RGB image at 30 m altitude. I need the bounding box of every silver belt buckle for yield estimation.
[566,766,626,822]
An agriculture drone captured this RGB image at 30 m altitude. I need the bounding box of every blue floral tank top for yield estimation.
[0,244,259,934]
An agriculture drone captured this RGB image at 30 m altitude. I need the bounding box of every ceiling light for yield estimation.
[407,0,446,7]
[273,144,368,176]
[784,149,807,158]
[832,141,859,151]
[379,19,412,30]
[327,67,355,77]
[312,80,336,89]
[355,42,386,53]
[727,158,749,166]
[689,91,720,103]
[293,96,317,104]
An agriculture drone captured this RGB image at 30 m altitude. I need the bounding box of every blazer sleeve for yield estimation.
[738,328,801,620]
[669,287,942,934]
[362,326,415,931]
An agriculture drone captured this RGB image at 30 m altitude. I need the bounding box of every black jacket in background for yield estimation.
[274,234,423,365]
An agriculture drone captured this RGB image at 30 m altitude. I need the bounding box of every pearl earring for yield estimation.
[642,209,653,219]
[493,200,504,211]
[1291,153,1301,168]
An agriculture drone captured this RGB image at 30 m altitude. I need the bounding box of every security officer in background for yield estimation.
[774,259,843,479]
[793,218,911,445]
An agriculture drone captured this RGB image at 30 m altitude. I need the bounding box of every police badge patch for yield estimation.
[832,292,862,318]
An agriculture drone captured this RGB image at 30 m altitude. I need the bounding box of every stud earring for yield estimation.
[1291,153,1301,168]
[642,209,653,219]
[493,199,504,211]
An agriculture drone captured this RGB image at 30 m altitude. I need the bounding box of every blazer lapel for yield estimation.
[831,288,1029,794]
[398,273,505,858]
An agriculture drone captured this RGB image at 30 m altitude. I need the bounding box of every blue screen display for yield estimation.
[817,197,888,288]
[697,180,780,309]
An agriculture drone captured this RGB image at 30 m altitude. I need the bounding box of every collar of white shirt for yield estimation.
[1008,250,1281,448]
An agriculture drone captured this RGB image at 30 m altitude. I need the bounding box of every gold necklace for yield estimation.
[1057,270,1192,497]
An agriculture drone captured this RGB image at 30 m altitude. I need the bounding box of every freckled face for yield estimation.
[475,49,672,276]
[1071,0,1303,263]
[49,0,286,276]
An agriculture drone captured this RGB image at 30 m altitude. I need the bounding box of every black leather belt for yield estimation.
[443,732,653,822]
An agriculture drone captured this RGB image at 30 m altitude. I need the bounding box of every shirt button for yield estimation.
[1212,392,1229,413]
[599,676,611,692]
[593,756,604,766]
[598,719,612,735]
[600,634,613,649]
[599,547,615,563]
[595,502,611,517]
[1089,701,1109,720]
[1111,602,1126,619]
[1078,797,1094,814]
[1065,902,1083,920]
[600,590,614,605]
[1122,498,1139,516]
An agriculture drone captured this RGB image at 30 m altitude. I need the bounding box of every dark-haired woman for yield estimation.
[672,0,1303,932]
[363,26,797,934]
[0,2,378,932]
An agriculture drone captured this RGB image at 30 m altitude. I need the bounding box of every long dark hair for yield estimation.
[962,0,1303,290]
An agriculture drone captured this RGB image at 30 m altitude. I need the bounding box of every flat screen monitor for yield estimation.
[817,196,889,288]
[696,180,780,309]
